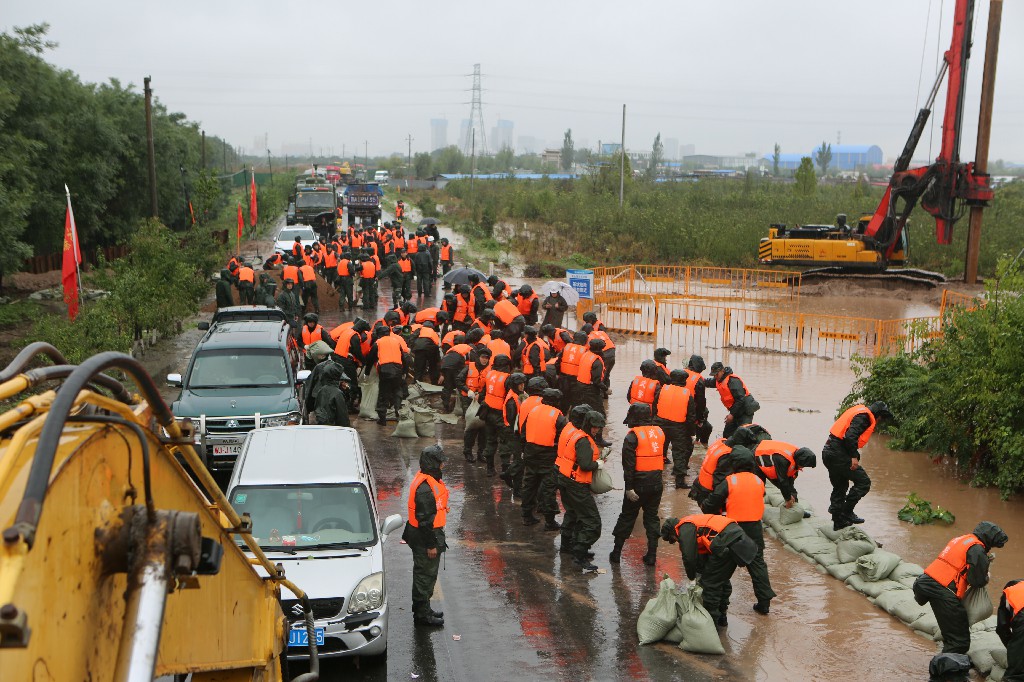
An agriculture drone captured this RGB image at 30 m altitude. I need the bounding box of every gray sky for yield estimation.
[3,0,1022,163]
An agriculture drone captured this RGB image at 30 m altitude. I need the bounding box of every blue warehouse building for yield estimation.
[765,145,884,171]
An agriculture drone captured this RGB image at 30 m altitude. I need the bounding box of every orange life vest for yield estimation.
[463,363,487,395]
[559,343,585,376]
[924,534,984,598]
[417,327,440,346]
[471,282,493,302]
[486,339,511,364]
[698,438,733,490]
[551,329,570,354]
[577,351,604,385]
[684,368,703,393]
[395,204,405,218]
[415,308,440,325]
[324,251,338,269]
[516,292,538,317]
[301,325,325,346]
[440,244,453,261]
[407,472,448,529]
[360,261,377,278]
[282,264,299,284]
[375,334,406,367]
[447,343,472,360]
[588,329,615,351]
[407,238,419,254]
[453,297,471,323]
[484,370,510,409]
[1004,581,1024,617]
[502,390,520,428]
[299,264,317,285]
[350,233,364,248]
[555,426,597,484]
[716,373,751,409]
[519,395,544,430]
[493,298,521,326]
[398,258,413,273]
[525,405,561,447]
[829,405,877,448]
[631,425,665,472]
[291,243,302,257]
[655,384,691,422]
[337,258,353,277]
[522,340,546,375]
[754,440,800,480]
[237,267,254,284]
[724,472,765,522]
[675,514,734,555]
[332,327,360,360]
[628,376,660,407]
[654,360,670,380]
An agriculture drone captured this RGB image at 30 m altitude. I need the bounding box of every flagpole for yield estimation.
[64,184,82,294]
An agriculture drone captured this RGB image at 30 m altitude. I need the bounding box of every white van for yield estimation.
[227,426,402,659]
[373,170,389,185]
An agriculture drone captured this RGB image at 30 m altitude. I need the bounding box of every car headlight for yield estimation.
[262,412,301,427]
[348,572,384,614]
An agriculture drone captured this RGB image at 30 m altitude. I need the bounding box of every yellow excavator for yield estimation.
[0,344,320,681]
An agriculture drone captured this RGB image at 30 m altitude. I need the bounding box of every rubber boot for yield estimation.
[642,542,657,566]
[522,513,540,527]
[609,540,624,564]
[543,516,561,531]
[675,475,690,489]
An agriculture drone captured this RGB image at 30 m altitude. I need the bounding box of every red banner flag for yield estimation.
[62,185,83,321]
[249,169,258,227]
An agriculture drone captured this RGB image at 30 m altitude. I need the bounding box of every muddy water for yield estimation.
[159,213,1020,680]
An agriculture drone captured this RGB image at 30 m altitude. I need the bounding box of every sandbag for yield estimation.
[764,487,786,507]
[453,398,465,417]
[812,546,841,568]
[415,381,442,393]
[992,646,1008,670]
[968,630,1006,675]
[464,400,485,431]
[875,588,929,624]
[590,466,614,494]
[818,525,842,542]
[856,549,901,582]
[778,520,818,543]
[788,535,835,559]
[889,561,924,583]
[910,611,941,639]
[779,502,806,525]
[392,419,419,438]
[637,577,677,645]
[972,615,999,633]
[836,526,877,563]
[989,664,1006,681]
[410,405,437,438]
[676,583,725,655]
[827,561,859,581]
[964,586,994,626]
[306,340,333,363]
[358,369,380,419]
[762,505,782,529]
[845,575,907,600]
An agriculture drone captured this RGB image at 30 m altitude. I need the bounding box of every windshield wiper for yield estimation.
[312,542,370,550]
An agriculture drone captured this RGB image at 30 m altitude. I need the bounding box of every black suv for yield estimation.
[169,306,309,473]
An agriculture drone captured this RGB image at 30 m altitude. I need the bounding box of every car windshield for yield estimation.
[295,192,335,208]
[277,229,312,242]
[230,483,377,549]
[187,349,289,388]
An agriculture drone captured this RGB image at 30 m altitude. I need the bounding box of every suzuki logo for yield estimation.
[291,603,305,616]
[226,419,240,429]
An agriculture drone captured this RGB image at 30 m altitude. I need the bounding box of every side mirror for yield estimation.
[166,373,182,387]
[380,514,403,539]
[295,369,311,383]
[197,322,210,330]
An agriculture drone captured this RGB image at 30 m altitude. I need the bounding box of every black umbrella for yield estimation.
[443,267,487,287]
[419,217,440,226]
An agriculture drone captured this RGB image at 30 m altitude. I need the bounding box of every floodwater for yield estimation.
[154,215,1023,681]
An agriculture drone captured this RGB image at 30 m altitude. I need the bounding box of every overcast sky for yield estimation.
[3,0,1022,163]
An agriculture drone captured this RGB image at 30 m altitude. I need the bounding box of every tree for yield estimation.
[815,141,832,176]
[435,145,466,174]
[795,157,817,196]
[413,151,432,179]
[772,143,781,176]
[494,145,515,174]
[647,133,664,180]
[560,129,574,172]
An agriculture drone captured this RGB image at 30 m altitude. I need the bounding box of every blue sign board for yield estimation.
[567,269,594,300]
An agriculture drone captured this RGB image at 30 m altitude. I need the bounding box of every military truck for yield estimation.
[344,182,383,226]
[292,177,338,239]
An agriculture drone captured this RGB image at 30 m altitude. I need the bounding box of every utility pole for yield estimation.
[406,134,414,174]
[223,140,227,173]
[201,130,206,169]
[364,140,369,172]
[470,129,476,199]
[144,76,159,218]
[965,0,1003,284]
[267,149,273,185]
[619,104,626,208]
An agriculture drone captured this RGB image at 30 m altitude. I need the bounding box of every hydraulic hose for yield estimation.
[0,342,68,382]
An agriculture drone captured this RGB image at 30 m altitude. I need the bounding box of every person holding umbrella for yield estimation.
[542,289,569,327]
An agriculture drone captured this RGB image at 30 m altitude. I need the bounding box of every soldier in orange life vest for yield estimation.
[515,284,540,326]
[610,404,666,567]
[651,347,672,384]
[911,522,1008,655]
[439,238,454,288]
[555,410,605,572]
[627,361,661,409]
[701,448,776,616]
[521,388,569,530]
[652,369,698,489]
[300,313,335,369]
[754,440,817,510]
[689,426,761,506]
[297,259,320,314]
[502,376,547,496]
[822,401,892,530]
[556,330,588,413]
[236,262,256,304]
[705,362,759,439]
[362,325,411,426]
[997,577,1024,680]
[660,514,758,628]
[479,354,514,476]
[402,445,448,627]
[495,372,527,488]
[410,321,442,384]
[574,337,607,416]
[456,348,491,462]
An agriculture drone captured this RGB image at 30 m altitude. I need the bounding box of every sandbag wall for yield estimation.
[762,486,1008,681]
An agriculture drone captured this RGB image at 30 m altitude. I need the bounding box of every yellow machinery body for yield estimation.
[0,347,318,682]
[758,225,906,269]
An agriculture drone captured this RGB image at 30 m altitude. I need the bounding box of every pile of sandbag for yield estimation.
[761,494,1008,680]
[637,577,724,655]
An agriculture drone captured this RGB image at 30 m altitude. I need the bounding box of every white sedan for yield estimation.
[274,225,318,255]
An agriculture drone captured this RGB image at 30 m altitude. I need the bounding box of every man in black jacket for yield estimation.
[215,269,235,309]
[913,521,1008,655]
[822,401,892,530]
[609,404,665,566]
[998,578,1024,681]
[705,362,759,438]
[402,445,449,627]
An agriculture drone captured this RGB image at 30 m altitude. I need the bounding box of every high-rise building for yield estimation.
[430,119,448,151]
[517,135,542,154]
[491,120,514,152]
[664,137,680,161]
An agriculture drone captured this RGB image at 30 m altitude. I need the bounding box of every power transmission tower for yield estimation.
[462,63,489,156]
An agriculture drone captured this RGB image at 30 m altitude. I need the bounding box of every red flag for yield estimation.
[237,202,243,240]
[249,169,258,227]
[62,186,83,321]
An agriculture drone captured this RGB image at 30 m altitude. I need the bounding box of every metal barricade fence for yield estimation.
[591,264,800,305]
[939,289,982,317]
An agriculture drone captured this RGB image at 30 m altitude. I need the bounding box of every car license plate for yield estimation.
[288,627,325,647]
[211,445,241,456]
